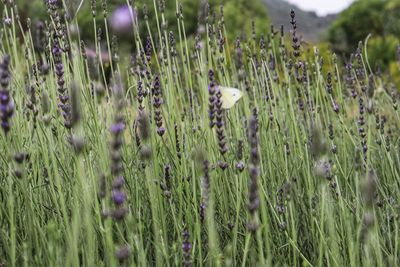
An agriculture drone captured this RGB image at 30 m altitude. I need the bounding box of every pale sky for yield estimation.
[285,0,354,16]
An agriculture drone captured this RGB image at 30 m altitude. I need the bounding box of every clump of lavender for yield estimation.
[152,76,165,136]
[247,108,260,233]
[208,70,217,128]
[290,10,300,58]
[0,55,14,135]
[52,37,71,129]
[182,228,192,267]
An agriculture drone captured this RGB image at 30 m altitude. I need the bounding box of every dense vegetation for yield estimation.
[0,0,269,42]
[0,0,400,266]
[328,0,400,71]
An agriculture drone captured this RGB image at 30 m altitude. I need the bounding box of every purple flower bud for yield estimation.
[157,127,165,136]
[110,122,125,135]
[110,5,136,34]
[112,190,126,205]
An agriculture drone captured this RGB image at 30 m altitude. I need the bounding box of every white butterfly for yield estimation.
[218,86,244,109]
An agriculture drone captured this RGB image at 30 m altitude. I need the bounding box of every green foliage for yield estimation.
[328,0,400,69]
[329,0,385,54]
[214,0,270,40]
[1,0,269,43]
[367,34,399,69]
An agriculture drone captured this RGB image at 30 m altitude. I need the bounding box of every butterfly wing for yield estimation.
[219,87,243,109]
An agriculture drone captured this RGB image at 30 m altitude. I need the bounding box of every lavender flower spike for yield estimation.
[0,55,14,135]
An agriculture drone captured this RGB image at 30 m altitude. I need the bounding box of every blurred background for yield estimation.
[1,0,400,75]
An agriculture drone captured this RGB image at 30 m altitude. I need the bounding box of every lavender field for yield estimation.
[0,0,399,266]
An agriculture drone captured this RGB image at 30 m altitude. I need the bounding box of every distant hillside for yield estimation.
[263,0,337,42]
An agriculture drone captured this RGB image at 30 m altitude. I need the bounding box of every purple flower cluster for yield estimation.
[0,55,14,135]
[160,164,172,198]
[136,78,148,113]
[247,108,260,233]
[354,43,366,92]
[345,62,357,99]
[103,80,128,222]
[276,182,291,216]
[169,31,177,58]
[358,97,367,161]
[208,70,217,128]
[326,72,333,95]
[182,228,192,267]
[174,123,182,160]
[52,37,71,129]
[145,36,152,64]
[48,0,69,51]
[290,10,300,58]
[215,88,228,156]
[152,76,165,136]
